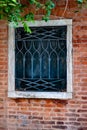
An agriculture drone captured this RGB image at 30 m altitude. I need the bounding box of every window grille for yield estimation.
[8,19,72,99]
[15,26,67,92]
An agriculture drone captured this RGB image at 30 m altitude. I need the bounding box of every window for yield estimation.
[8,19,72,99]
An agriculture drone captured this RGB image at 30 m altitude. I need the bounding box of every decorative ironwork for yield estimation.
[15,26,67,92]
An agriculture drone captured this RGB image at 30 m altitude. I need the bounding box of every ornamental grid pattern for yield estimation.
[15,26,67,92]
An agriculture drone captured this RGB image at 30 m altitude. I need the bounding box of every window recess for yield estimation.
[8,19,72,99]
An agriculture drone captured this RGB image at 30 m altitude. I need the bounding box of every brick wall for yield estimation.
[0,0,87,130]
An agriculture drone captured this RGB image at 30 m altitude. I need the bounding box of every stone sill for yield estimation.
[8,91,72,99]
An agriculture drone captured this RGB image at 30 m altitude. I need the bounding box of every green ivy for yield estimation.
[77,0,87,4]
[77,0,83,3]
[0,0,86,32]
[0,0,55,32]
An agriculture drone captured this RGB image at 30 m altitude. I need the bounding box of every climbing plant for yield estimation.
[0,0,55,32]
[0,0,87,32]
[77,0,87,4]
[77,0,87,8]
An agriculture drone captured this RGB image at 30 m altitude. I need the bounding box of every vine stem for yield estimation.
[62,0,69,17]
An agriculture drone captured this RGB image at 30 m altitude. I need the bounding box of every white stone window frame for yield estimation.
[8,19,72,99]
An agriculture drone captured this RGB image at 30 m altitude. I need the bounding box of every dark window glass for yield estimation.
[15,26,67,92]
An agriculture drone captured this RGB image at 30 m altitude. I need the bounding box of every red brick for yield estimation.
[0,1,87,130]
[52,125,67,129]
[77,118,87,121]
[78,127,87,130]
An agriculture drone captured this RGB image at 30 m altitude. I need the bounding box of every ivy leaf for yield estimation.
[77,0,83,3]
[0,14,3,19]
[23,22,32,33]
[25,13,34,21]
[36,2,42,8]
[8,3,16,6]
[42,15,50,21]
[28,0,36,4]
[0,4,7,7]
[11,0,17,3]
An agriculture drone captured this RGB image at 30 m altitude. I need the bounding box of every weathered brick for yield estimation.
[0,1,87,130]
[40,121,55,124]
[52,125,67,129]
[77,118,87,121]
